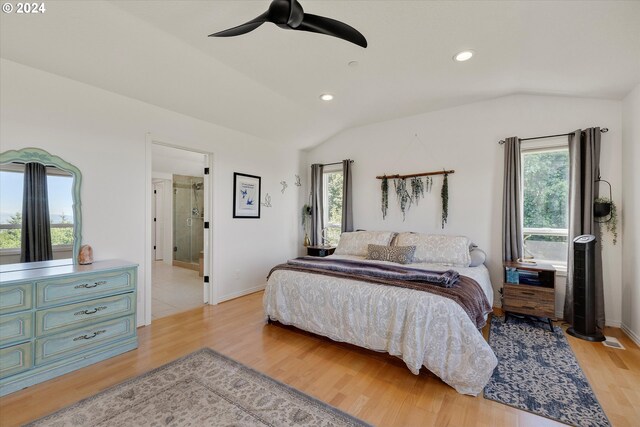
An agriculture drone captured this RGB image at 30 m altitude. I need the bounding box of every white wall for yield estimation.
[306,94,623,326]
[0,59,302,325]
[621,84,640,344]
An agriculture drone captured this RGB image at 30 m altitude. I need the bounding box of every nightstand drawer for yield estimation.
[0,342,33,379]
[36,270,134,308]
[36,293,136,336]
[0,312,34,346]
[503,297,555,318]
[0,283,33,315]
[504,284,554,301]
[35,315,136,366]
[503,283,555,318]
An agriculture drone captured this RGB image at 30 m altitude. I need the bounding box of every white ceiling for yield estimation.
[2,1,639,149]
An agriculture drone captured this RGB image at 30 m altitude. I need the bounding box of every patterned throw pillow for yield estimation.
[366,244,416,264]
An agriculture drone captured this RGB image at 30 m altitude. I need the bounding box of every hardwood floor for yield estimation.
[1,291,638,426]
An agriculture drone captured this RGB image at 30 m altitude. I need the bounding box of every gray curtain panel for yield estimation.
[341,159,353,233]
[502,137,524,261]
[21,162,53,262]
[564,128,605,328]
[310,163,324,246]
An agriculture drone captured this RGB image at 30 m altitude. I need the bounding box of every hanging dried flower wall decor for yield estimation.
[381,176,389,219]
[441,173,449,228]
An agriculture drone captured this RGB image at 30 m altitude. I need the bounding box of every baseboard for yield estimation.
[621,324,640,347]
[606,319,621,328]
[218,284,266,304]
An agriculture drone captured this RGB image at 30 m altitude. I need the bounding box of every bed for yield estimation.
[263,231,498,396]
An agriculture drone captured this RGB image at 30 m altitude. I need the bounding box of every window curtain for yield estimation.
[564,128,605,328]
[502,137,524,261]
[310,163,324,245]
[21,162,53,262]
[341,159,353,233]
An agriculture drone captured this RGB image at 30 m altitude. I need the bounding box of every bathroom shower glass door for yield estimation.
[173,175,204,268]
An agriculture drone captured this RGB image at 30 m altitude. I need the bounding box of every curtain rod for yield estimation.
[498,128,609,145]
[376,169,455,180]
[319,160,354,167]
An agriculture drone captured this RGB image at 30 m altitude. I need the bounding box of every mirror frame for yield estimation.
[0,147,82,264]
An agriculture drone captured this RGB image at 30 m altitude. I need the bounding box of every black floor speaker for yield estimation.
[567,234,605,342]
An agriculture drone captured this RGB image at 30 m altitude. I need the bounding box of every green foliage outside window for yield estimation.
[0,212,22,249]
[0,211,74,249]
[523,150,569,229]
[325,172,343,246]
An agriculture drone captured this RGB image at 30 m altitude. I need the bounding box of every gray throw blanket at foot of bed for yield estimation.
[289,257,460,286]
[268,257,491,329]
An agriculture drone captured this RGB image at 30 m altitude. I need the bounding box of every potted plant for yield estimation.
[593,199,612,218]
[594,196,617,245]
[301,204,312,246]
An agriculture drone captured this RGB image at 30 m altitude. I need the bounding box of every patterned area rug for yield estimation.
[26,348,370,427]
[484,316,610,427]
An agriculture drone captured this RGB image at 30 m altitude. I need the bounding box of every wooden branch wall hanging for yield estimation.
[377,170,454,226]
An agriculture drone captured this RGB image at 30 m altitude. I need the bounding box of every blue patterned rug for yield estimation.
[484,316,610,427]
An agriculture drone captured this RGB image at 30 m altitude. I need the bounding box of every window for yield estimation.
[521,145,569,268]
[322,169,343,246]
[0,165,74,251]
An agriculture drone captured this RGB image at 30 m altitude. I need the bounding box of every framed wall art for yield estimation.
[233,172,261,218]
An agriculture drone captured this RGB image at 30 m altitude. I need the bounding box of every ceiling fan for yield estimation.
[209,0,367,48]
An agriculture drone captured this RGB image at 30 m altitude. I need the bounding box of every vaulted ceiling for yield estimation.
[2,1,639,148]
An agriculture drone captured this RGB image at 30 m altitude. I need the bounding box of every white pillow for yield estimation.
[334,231,396,257]
[469,248,486,267]
[394,232,471,267]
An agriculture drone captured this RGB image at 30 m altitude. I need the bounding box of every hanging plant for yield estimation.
[301,204,312,228]
[594,197,617,245]
[425,176,432,193]
[441,173,449,228]
[381,176,389,219]
[410,177,424,205]
[394,178,412,221]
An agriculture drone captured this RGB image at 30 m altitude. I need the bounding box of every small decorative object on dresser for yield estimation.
[77,244,94,265]
[0,259,138,396]
[502,261,556,331]
[306,246,336,257]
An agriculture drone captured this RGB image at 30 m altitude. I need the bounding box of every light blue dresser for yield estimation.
[0,259,138,396]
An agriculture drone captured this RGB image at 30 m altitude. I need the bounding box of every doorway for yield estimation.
[149,143,212,321]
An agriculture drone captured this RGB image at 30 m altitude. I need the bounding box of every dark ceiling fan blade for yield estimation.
[286,0,304,27]
[208,11,269,37]
[295,13,367,48]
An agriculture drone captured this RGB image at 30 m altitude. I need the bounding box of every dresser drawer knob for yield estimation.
[74,306,107,316]
[521,291,535,296]
[74,280,107,289]
[73,329,106,341]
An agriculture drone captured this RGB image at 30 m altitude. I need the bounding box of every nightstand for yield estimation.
[502,261,556,331]
[306,246,336,257]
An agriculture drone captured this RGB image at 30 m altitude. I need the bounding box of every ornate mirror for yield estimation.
[0,147,82,265]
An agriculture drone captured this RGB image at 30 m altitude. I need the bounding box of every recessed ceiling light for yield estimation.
[320,93,334,101]
[348,60,359,68]
[453,50,474,62]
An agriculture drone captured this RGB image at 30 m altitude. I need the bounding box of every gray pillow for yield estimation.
[367,244,416,264]
[469,248,486,267]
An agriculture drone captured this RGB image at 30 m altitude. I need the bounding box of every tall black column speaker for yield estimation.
[567,234,605,341]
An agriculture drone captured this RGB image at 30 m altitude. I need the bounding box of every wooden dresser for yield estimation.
[0,259,138,396]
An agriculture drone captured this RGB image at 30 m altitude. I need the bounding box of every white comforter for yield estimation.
[263,255,498,395]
